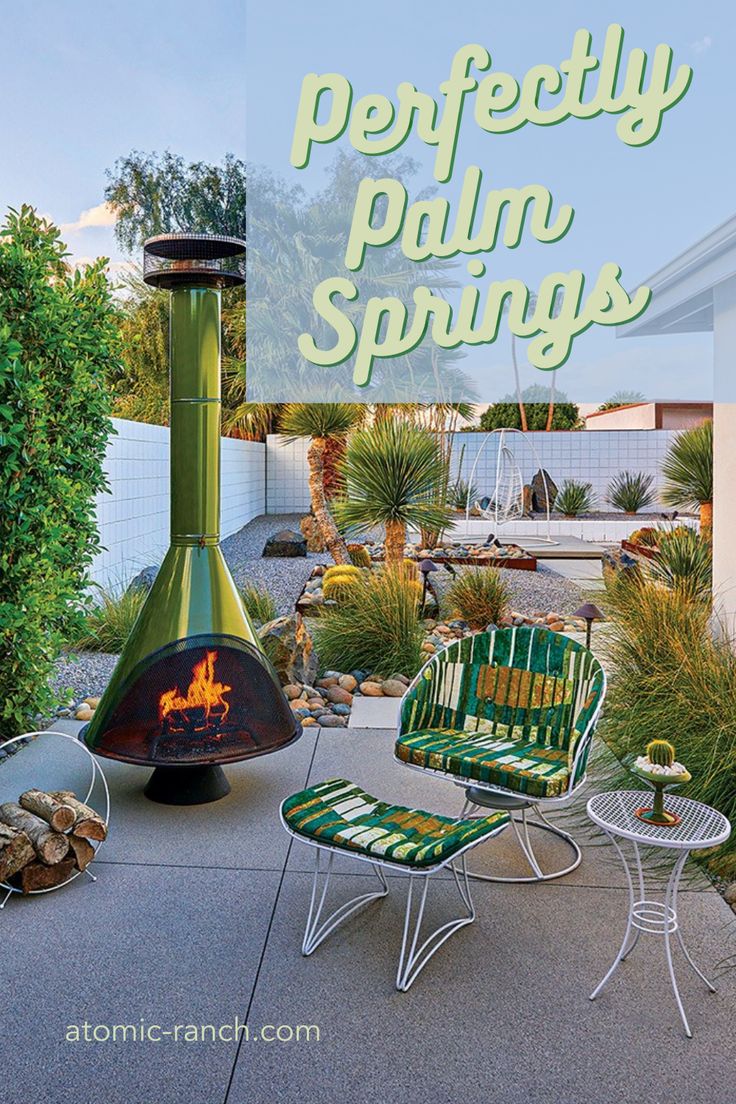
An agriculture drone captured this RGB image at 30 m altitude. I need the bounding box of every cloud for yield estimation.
[60,201,117,234]
[691,35,712,54]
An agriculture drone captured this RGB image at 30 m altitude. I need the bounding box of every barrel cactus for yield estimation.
[323,573,363,603]
[323,564,362,583]
[646,739,675,767]
[347,543,371,568]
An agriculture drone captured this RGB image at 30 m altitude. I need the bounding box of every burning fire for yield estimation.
[159,650,231,732]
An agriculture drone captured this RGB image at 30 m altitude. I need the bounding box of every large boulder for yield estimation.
[531,469,558,513]
[127,565,159,593]
[258,614,318,686]
[262,529,307,558]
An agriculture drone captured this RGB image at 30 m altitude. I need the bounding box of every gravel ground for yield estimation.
[51,513,584,702]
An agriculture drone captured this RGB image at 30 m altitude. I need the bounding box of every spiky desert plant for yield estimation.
[347,543,371,567]
[334,421,452,564]
[446,567,510,630]
[608,471,656,514]
[323,564,362,582]
[279,403,361,564]
[239,583,277,627]
[448,476,479,511]
[313,565,425,677]
[628,527,659,547]
[648,526,712,602]
[323,574,365,603]
[69,585,146,653]
[661,419,713,536]
[646,739,675,767]
[555,480,595,517]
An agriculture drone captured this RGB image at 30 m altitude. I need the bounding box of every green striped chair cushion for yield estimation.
[281,778,509,869]
[396,728,571,799]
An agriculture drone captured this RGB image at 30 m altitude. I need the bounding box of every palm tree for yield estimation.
[279,404,361,563]
[334,421,452,563]
[661,419,713,537]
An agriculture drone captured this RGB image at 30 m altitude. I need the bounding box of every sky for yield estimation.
[0,0,245,271]
[1,1,733,403]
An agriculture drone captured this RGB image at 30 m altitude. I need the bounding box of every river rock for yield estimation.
[381,679,407,698]
[326,686,353,706]
[338,674,358,692]
[319,714,347,728]
[283,684,303,700]
[262,529,307,558]
[360,681,384,696]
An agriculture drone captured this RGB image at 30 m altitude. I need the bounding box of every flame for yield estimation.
[159,650,231,728]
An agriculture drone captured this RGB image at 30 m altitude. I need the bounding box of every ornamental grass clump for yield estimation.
[555,480,595,517]
[313,566,424,678]
[446,567,510,630]
[239,583,277,627]
[601,575,736,876]
[608,470,656,514]
[68,585,146,654]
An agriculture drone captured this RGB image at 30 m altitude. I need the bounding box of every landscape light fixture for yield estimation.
[573,603,605,650]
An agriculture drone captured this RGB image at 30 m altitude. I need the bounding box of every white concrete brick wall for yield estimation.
[266,435,311,513]
[91,418,265,588]
[265,429,680,515]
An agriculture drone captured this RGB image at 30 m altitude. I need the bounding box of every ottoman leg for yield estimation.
[302,848,389,956]
[396,855,476,992]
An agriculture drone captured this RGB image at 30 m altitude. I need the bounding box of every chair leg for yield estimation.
[395,855,476,992]
[301,849,389,956]
[464,801,582,884]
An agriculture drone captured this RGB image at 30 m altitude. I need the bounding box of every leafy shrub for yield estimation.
[0,208,116,738]
[446,567,509,630]
[347,543,371,567]
[555,480,595,517]
[601,578,736,877]
[478,401,581,431]
[313,566,424,677]
[240,583,277,626]
[608,471,656,513]
[68,585,146,653]
[648,527,712,602]
[447,477,478,511]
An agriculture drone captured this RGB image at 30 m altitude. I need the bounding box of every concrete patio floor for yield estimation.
[2,722,733,1104]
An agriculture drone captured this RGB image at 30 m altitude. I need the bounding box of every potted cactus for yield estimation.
[631,739,691,826]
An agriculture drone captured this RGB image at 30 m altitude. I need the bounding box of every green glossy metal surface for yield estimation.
[83,282,263,752]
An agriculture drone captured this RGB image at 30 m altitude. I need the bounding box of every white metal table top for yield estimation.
[587,790,731,851]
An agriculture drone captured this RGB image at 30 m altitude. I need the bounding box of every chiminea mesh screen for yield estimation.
[87,635,299,767]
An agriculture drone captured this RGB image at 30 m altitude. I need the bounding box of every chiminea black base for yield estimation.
[143,764,231,805]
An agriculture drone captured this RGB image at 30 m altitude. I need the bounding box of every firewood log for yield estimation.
[67,834,95,872]
[11,857,75,894]
[50,791,107,841]
[19,789,76,832]
[0,824,35,882]
[0,803,69,865]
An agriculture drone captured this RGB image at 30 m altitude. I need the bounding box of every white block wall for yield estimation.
[451,430,677,508]
[266,435,311,513]
[91,418,265,588]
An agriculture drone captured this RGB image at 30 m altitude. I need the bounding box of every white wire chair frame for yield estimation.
[463,427,558,546]
[0,730,110,909]
[280,807,507,991]
[395,641,607,884]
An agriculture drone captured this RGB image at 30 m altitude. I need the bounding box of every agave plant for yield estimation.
[278,403,361,564]
[661,420,713,536]
[333,421,452,563]
[447,476,479,512]
[555,480,595,517]
[608,471,656,514]
[648,527,712,602]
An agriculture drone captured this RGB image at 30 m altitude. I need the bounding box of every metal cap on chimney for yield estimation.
[143,233,245,289]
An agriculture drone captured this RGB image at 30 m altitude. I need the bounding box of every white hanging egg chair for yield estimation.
[464,427,557,546]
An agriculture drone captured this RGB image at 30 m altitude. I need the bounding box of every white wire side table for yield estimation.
[586,790,731,1038]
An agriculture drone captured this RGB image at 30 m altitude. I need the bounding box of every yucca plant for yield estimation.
[279,403,361,564]
[239,583,277,626]
[68,585,146,653]
[661,419,713,537]
[555,480,595,517]
[334,421,452,564]
[446,567,510,630]
[608,470,656,514]
[648,527,712,602]
[447,476,478,512]
[313,565,425,677]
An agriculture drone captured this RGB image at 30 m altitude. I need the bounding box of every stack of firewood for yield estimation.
[0,789,108,894]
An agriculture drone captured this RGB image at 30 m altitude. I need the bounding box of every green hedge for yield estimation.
[0,207,117,739]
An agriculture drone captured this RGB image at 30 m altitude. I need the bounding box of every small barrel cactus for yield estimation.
[323,574,362,603]
[646,739,675,767]
[347,543,371,568]
[323,564,362,583]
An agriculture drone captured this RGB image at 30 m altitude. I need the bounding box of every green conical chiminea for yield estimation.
[81,234,300,805]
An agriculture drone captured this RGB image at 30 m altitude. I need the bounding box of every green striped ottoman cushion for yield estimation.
[281,778,509,869]
[396,728,571,799]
